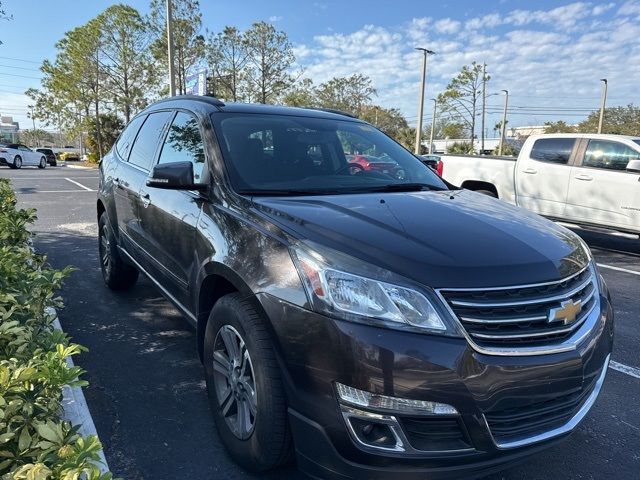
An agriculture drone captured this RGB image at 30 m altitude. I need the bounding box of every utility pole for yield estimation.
[414,48,435,154]
[28,105,37,147]
[480,63,486,155]
[498,90,509,156]
[598,78,607,134]
[429,99,437,155]
[166,0,176,97]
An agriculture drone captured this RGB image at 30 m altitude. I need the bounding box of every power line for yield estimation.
[0,72,42,80]
[0,55,42,64]
[0,63,41,72]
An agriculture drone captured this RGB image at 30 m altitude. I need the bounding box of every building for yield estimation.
[506,125,547,138]
[0,116,19,143]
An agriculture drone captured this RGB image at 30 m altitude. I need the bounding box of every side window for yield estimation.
[128,111,172,171]
[19,145,31,152]
[157,112,206,182]
[530,138,575,164]
[583,140,640,171]
[115,115,146,161]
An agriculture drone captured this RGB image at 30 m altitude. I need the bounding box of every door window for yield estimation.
[157,112,206,182]
[583,139,640,170]
[530,138,575,164]
[128,111,172,171]
[19,145,31,152]
[115,114,146,161]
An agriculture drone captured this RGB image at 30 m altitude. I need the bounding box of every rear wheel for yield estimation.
[38,157,47,169]
[98,213,138,290]
[204,293,292,472]
[13,156,22,169]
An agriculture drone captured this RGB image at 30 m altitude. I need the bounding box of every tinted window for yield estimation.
[157,112,206,183]
[583,140,640,170]
[116,115,146,161]
[128,112,172,171]
[530,138,575,164]
[212,113,447,194]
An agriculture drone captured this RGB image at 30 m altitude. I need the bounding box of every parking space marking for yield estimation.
[27,190,97,193]
[610,361,640,379]
[597,263,640,276]
[65,177,95,191]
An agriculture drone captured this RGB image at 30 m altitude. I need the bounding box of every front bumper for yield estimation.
[257,285,614,479]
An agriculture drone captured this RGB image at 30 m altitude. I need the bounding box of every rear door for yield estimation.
[136,110,208,305]
[18,145,38,165]
[564,138,640,233]
[515,137,577,217]
[113,111,173,264]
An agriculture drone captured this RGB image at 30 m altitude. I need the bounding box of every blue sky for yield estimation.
[1,0,639,135]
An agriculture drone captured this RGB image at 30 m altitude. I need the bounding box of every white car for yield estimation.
[0,143,48,169]
[437,133,640,236]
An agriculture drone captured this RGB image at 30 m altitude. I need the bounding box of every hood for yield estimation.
[252,190,588,289]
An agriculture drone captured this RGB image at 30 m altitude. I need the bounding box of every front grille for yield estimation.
[400,417,471,451]
[439,266,597,349]
[484,379,597,443]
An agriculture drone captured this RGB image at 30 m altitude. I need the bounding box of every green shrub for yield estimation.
[446,141,473,154]
[0,179,114,480]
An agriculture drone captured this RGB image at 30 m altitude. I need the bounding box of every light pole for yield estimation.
[597,79,607,134]
[166,0,176,96]
[429,99,437,154]
[498,90,509,156]
[414,47,435,154]
[27,105,37,147]
[480,63,487,154]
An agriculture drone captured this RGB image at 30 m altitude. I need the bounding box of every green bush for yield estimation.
[0,178,114,480]
[446,141,473,154]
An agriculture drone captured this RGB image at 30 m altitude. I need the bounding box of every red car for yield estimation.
[346,154,406,179]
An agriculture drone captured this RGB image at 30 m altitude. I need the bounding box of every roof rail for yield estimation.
[306,107,359,119]
[153,94,225,109]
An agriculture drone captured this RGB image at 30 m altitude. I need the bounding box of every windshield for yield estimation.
[211,113,447,195]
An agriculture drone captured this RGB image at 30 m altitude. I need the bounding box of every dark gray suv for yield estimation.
[97,95,613,479]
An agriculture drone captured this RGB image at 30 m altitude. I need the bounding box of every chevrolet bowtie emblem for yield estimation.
[548,299,582,325]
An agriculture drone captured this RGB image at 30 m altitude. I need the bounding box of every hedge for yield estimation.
[0,178,114,480]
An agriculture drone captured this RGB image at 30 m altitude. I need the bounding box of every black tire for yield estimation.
[204,293,292,472]
[13,156,22,169]
[51,160,57,167]
[38,157,47,169]
[98,213,138,290]
[477,189,498,198]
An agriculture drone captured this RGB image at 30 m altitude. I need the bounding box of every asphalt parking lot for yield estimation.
[1,165,638,479]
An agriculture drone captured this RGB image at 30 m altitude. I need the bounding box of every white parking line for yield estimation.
[610,361,640,379]
[26,190,96,193]
[65,177,95,191]
[597,263,640,276]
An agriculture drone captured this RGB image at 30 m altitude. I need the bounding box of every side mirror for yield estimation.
[626,159,640,173]
[146,161,205,190]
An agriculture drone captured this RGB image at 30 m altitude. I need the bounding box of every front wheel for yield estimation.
[204,293,292,472]
[13,156,22,169]
[98,213,139,290]
[38,157,47,169]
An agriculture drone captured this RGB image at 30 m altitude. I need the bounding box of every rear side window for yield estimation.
[530,138,575,164]
[128,111,172,171]
[157,112,206,183]
[115,115,146,161]
[583,140,640,170]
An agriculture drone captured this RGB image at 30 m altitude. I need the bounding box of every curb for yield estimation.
[48,308,110,473]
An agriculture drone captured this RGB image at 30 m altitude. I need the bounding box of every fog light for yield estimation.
[341,405,405,452]
[336,383,458,415]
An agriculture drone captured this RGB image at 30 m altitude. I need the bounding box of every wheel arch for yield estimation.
[461,180,499,197]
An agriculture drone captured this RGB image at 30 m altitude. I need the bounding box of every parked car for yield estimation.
[436,133,640,236]
[59,151,81,161]
[0,143,48,169]
[36,148,58,166]
[346,153,406,179]
[418,154,441,172]
[98,97,613,479]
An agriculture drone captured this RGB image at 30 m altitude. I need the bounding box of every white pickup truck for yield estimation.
[437,133,640,236]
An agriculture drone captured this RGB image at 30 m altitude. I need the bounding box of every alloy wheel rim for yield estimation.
[100,225,111,275]
[213,325,257,440]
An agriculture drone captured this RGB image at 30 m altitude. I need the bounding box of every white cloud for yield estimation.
[268,15,283,22]
[294,2,640,129]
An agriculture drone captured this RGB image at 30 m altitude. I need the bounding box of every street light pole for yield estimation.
[481,63,486,155]
[597,78,607,134]
[498,90,509,156]
[414,48,435,154]
[429,99,437,154]
[166,0,176,97]
[28,105,37,147]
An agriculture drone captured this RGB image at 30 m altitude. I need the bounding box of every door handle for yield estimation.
[575,174,593,181]
[140,192,151,208]
[113,177,122,189]
[522,168,537,174]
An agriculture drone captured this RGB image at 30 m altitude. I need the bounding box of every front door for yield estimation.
[137,110,208,305]
[515,137,577,217]
[565,138,640,233]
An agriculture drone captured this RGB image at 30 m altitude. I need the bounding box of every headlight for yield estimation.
[291,246,457,335]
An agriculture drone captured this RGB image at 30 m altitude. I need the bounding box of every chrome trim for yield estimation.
[448,274,592,308]
[340,405,474,455]
[461,314,548,325]
[486,354,610,449]
[434,266,601,356]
